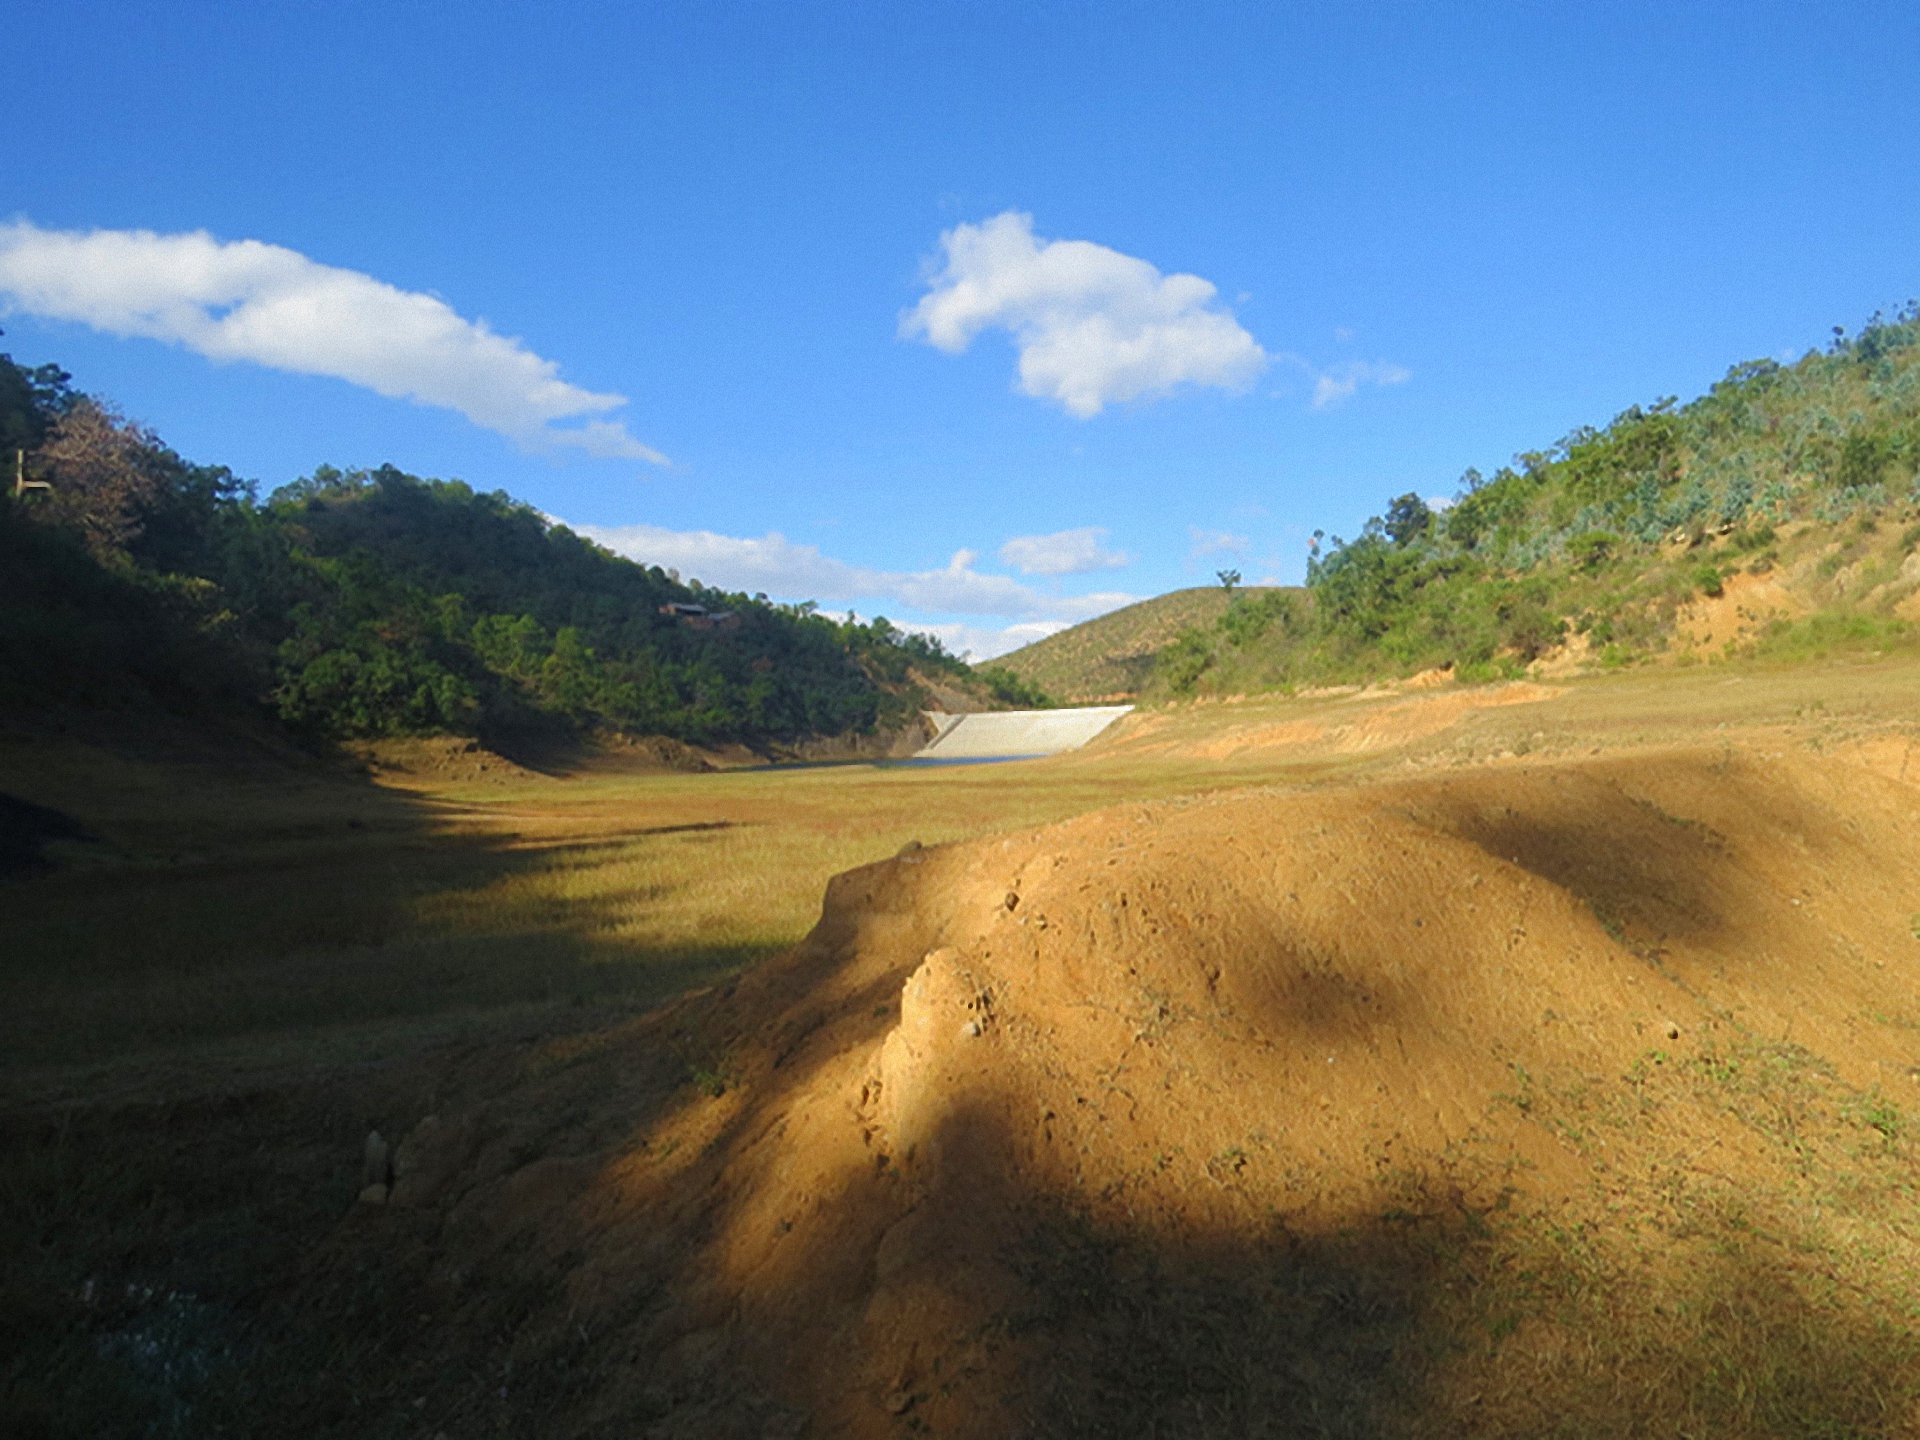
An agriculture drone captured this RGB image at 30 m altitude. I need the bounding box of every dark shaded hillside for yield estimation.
[261,466,913,743]
[0,357,1002,748]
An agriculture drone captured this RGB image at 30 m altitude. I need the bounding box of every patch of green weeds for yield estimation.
[1496,1063,1536,1114]
[1843,1087,1904,1143]
[1753,612,1911,662]
[671,1036,738,1097]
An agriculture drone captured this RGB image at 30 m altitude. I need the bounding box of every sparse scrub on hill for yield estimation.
[993,586,1270,702]
[0,352,1015,747]
[1147,305,1920,699]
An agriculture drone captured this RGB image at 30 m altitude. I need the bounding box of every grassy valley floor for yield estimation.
[5,652,1920,1436]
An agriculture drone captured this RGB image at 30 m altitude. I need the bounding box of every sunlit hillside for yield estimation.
[1028,308,1920,702]
[993,585,1283,702]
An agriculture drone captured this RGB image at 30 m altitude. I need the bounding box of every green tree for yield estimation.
[1383,493,1432,546]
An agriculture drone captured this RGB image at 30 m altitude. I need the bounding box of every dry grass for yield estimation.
[8,649,1920,1094]
[7,651,1920,1437]
[0,732,1303,1097]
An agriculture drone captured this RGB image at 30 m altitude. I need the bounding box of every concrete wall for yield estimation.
[916,706,1133,759]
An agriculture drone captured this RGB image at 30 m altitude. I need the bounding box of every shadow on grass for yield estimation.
[0,733,803,1433]
[237,971,1920,1440]
[11,1050,1917,1440]
[1001,1188,1920,1439]
[10,746,1920,1438]
[0,769,778,1078]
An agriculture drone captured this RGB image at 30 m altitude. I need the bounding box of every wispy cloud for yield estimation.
[902,211,1266,418]
[0,220,666,462]
[913,618,1076,662]
[567,520,1136,632]
[1309,358,1411,410]
[1187,526,1250,559]
[998,526,1130,576]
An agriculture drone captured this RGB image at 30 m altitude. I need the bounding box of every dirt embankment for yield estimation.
[1110,680,1565,761]
[323,741,1920,1437]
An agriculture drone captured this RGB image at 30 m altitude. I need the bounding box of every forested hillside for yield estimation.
[1153,305,1920,696]
[0,354,1022,748]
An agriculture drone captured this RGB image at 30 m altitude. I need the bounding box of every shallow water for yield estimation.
[878,754,1043,768]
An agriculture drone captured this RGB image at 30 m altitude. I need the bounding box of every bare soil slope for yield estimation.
[330,736,1920,1437]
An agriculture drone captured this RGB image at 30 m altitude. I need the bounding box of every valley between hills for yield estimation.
[9,311,1920,1435]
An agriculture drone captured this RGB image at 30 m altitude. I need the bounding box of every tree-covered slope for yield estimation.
[259,466,917,742]
[0,357,1011,746]
[1151,305,1920,697]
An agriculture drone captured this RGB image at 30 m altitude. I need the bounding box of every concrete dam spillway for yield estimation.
[915,705,1134,760]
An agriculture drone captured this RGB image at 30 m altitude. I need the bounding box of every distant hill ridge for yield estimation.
[994,587,1291,703]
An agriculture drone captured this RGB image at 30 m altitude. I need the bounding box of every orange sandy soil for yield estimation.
[322,744,1920,1438]
[9,664,1920,1437]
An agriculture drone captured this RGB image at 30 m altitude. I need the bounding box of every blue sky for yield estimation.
[5,1,1918,656]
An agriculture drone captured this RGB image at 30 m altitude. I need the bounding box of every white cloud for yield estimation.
[562,518,1143,661]
[567,520,1137,632]
[914,619,1074,662]
[1310,358,1412,410]
[998,526,1129,576]
[1187,526,1250,559]
[902,211,1266,418]
[0,220,666,462]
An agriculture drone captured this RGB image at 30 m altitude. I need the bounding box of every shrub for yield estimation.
[1566,530,1620,572]
[1156,629,1215,695]
[978,666,1053,709]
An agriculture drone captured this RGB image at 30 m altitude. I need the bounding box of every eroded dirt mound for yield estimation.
[333,746,1920,1437]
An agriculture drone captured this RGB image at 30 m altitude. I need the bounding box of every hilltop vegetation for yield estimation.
[0,356,1026,749]
[991,585,1273,703]
[1122,306,1920,698]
